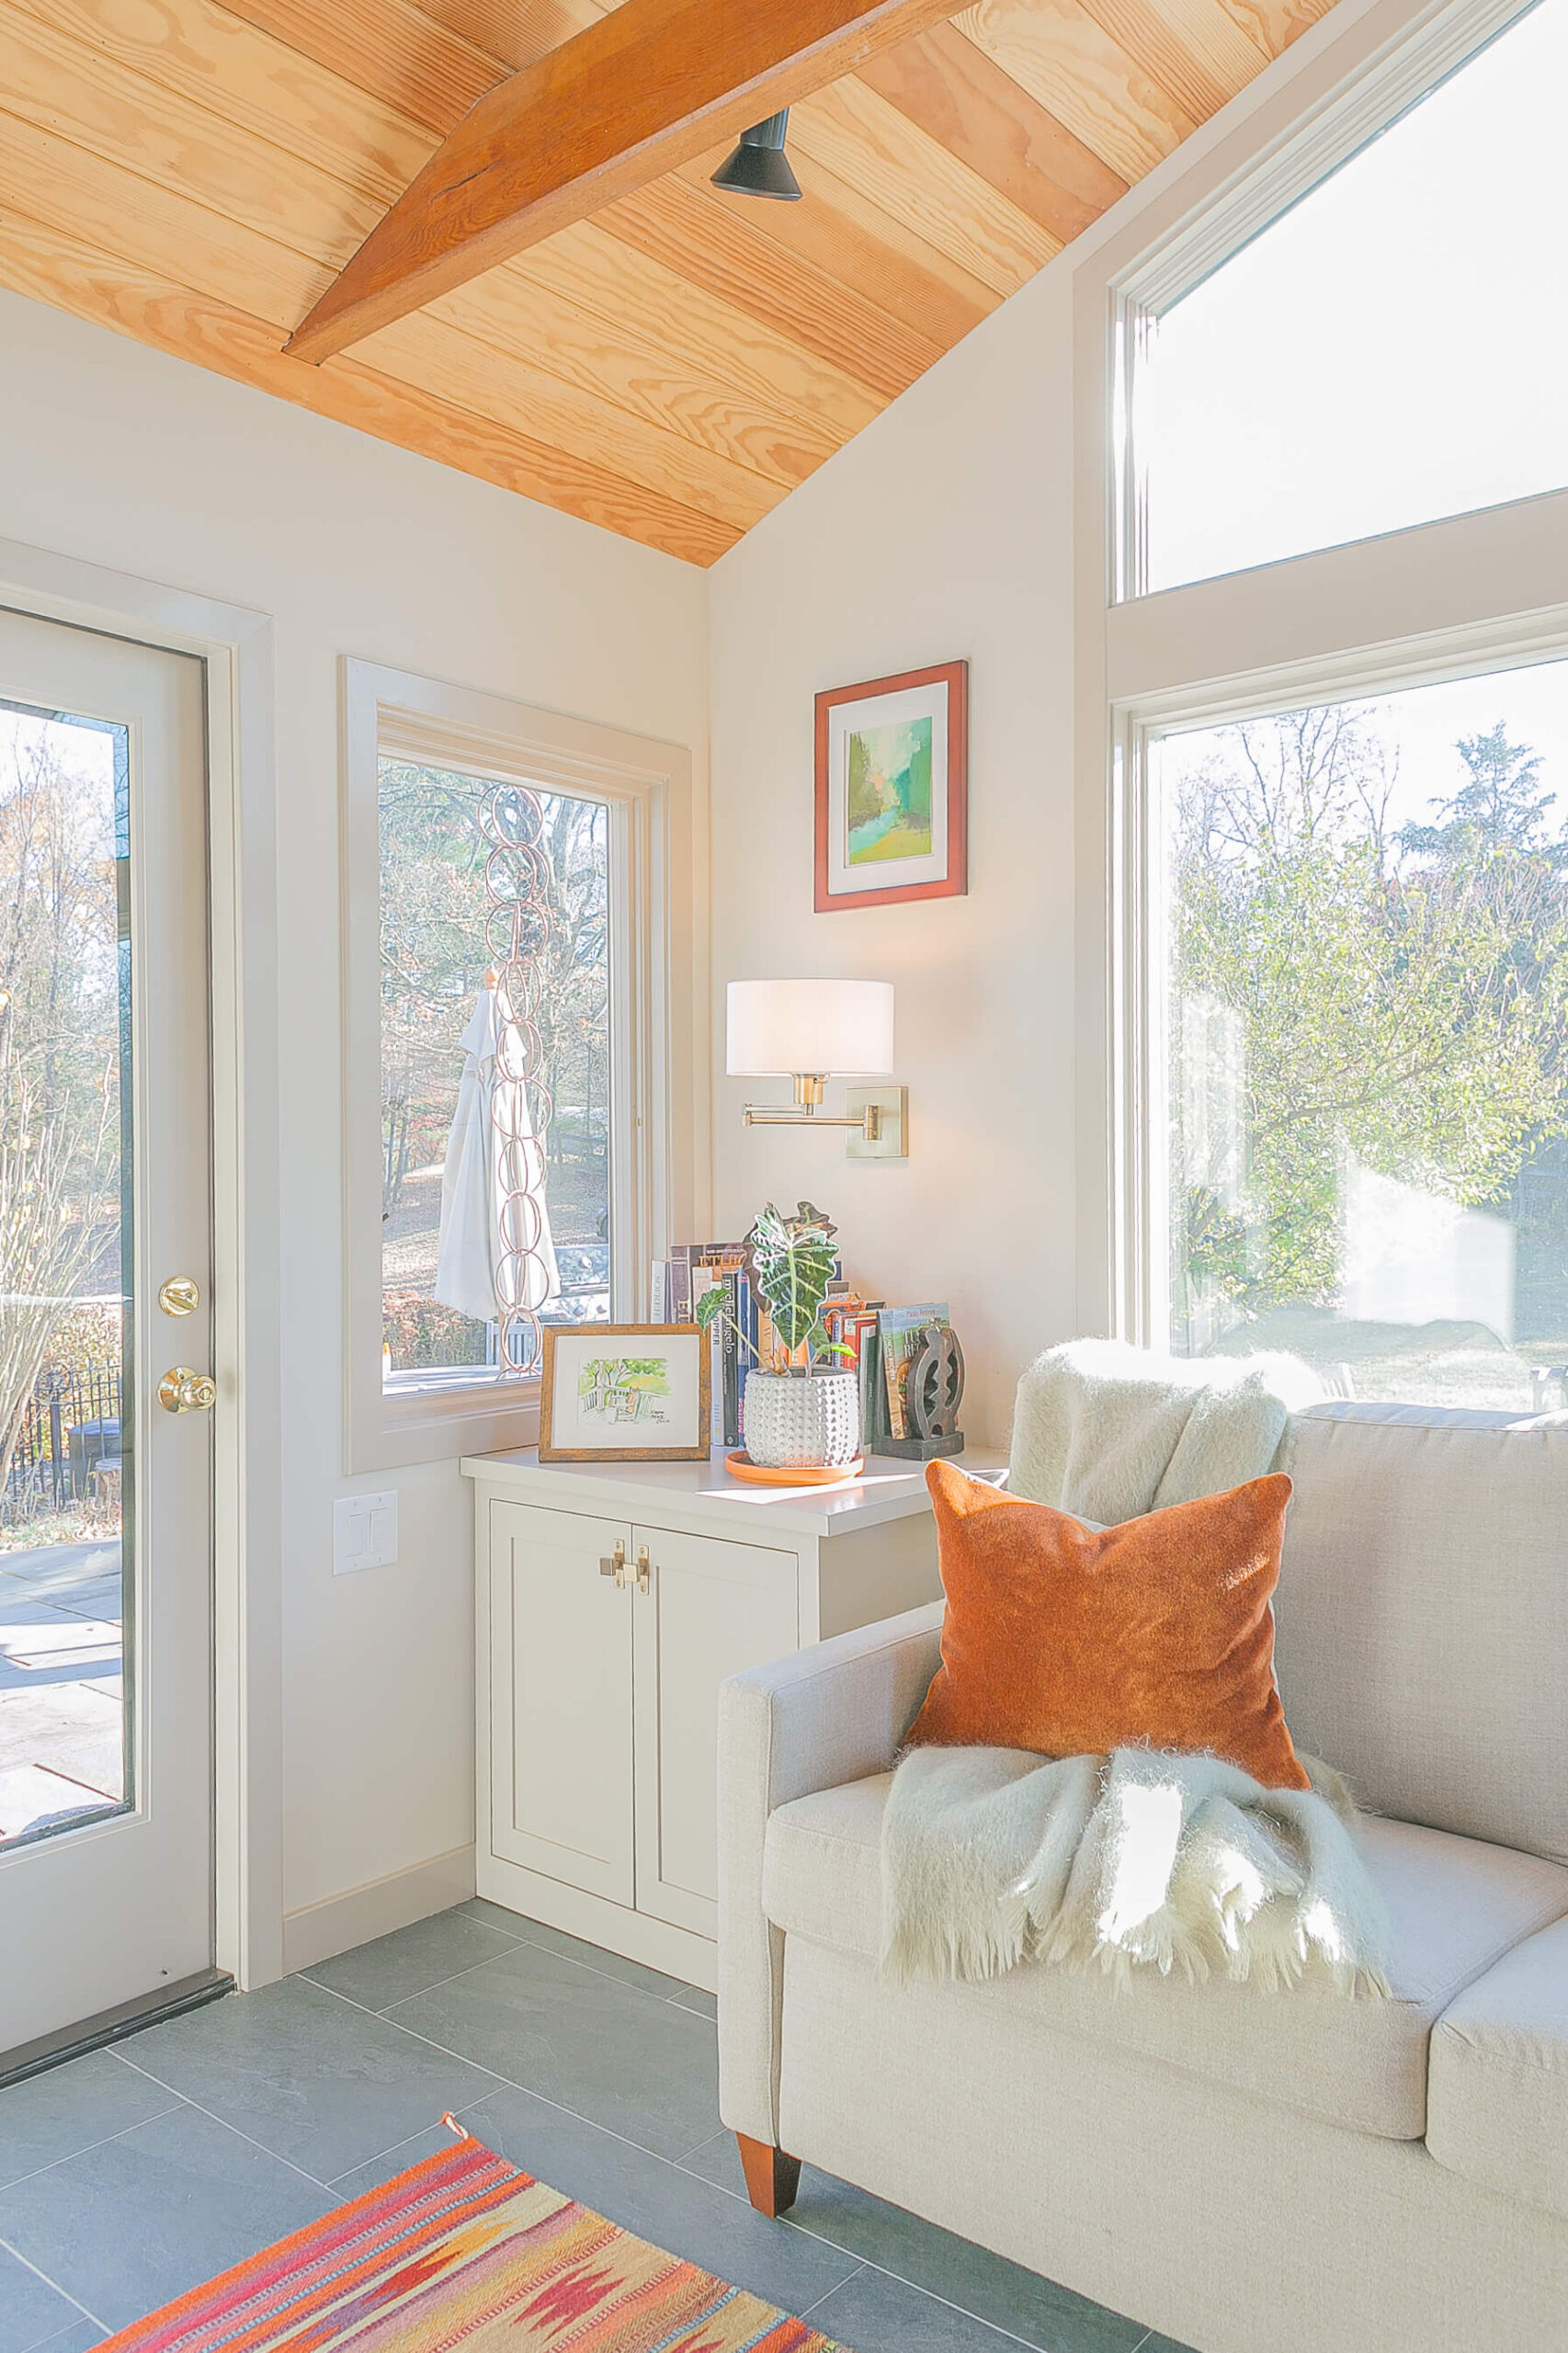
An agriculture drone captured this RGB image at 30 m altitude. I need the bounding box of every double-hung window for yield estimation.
[1086,0,1568,1412]
[342,662,696,1471]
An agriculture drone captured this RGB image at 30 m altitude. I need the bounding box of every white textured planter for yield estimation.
[743,1369,861,1469]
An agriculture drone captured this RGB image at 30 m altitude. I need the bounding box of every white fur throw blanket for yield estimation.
[1009,1338,1324,1519]
[882,1743,1391,1996]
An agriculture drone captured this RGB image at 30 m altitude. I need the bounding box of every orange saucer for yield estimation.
[724,1450,866,1487]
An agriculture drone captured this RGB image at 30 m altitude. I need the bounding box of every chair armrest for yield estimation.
[716,1601,944,2144]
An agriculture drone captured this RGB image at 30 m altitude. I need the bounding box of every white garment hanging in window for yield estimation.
[435,985,559,1324]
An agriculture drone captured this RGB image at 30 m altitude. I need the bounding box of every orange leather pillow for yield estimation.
[909,1461,1309,1790]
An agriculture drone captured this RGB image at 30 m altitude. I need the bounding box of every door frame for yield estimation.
[0,534,284,1992]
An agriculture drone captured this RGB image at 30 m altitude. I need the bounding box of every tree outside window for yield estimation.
[377,758,611,1378]
[0,708,122,1540]
[1165,673,1568,1407]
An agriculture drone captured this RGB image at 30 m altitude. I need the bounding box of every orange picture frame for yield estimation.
[814,660,969,912]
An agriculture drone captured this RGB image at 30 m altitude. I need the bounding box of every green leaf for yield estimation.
[745,1200,839,1354]
[809,1325,854,1360]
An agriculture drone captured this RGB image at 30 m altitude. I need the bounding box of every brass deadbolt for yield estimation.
[158,1276,200,1317]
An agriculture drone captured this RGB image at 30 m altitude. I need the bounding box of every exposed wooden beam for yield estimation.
[282,0,967,363]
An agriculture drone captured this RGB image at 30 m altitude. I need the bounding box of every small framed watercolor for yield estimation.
[814,660,968,912]
[539,1324,710,1461]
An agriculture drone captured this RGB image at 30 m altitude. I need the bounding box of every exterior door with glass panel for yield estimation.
[0,608,213,2061]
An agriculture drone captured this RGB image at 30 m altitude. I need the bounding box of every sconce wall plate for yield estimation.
[845,1086,907,1160]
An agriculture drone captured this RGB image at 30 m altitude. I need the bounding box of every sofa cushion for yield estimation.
[908,1463,1308,1789]
[1274,1404,1568,1865]
[762,1773,1568,2139]
[1426,1913,1568,2220]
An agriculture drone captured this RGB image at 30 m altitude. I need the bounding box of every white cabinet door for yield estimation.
[488,1502,634,1905]
[631,1524,799,1938]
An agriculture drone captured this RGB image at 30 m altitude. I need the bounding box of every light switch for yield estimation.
[334,1490,398,1574]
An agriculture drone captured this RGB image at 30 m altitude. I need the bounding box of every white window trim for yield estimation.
[341,657,697,1474]
[1073,0,1568,1343]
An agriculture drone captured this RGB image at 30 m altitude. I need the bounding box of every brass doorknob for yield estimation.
[159,1367,216,1414]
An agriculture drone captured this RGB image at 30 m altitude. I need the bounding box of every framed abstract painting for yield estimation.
[814,661,968,912]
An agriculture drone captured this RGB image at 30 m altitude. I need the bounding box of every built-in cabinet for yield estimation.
[486,1500,796,1934]
[464,1449,1001,1989]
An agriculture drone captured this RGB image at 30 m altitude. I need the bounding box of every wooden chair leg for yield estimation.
[736,2131,802,2217]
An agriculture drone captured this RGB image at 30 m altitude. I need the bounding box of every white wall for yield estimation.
[0,0,1396,1955]
[703,0,1387,1448]
[707,264,1079,1447]
[0,290,709,1943]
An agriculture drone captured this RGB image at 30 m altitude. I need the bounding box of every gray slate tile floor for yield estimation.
[0,1900,1187,2352]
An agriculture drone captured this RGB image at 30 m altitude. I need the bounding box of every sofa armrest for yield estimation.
[716,1601,944,2145]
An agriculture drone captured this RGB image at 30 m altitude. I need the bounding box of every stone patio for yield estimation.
[0,1541,124,1845]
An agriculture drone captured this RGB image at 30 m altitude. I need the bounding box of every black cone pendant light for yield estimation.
[710,110,803,201]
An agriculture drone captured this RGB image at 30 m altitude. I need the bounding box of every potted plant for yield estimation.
[695,1203,860,1471]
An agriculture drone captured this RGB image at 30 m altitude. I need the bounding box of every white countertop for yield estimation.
[460,1443,1008,1539]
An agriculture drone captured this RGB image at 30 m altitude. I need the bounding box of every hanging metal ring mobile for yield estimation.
[479,782,554,1377]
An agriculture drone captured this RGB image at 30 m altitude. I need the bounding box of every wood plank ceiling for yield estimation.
[0,0,1333,566]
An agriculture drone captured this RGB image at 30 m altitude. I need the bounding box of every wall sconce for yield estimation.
[727,979,907,1159]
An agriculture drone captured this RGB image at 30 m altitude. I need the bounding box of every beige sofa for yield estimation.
[717,1403,1568,2353]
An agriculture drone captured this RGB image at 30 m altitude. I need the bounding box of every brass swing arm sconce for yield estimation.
[742,1073,883,1142]
[728,981,907,1160]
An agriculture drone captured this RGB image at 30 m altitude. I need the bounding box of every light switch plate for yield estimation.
[845,1086,908,1159]
[334,1489,398,1574]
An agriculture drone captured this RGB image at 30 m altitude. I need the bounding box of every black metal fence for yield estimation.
[4,1367,123,1520]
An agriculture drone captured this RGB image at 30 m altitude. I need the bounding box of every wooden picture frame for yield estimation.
[814,660,968,912]
[539,1324,710,1461]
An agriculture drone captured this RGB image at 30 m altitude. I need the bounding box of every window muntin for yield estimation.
[1159,657,1568,1410]
[1134,0,1568,595]
[377,756,612,1394]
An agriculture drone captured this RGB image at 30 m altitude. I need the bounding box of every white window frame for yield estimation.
[341,658,697,1473]
[1074,0,1568,1343]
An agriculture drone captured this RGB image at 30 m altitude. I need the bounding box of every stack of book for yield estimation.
[650,1244,765,1449]
[651,1249,952,1457]
[869,1302,951,1444]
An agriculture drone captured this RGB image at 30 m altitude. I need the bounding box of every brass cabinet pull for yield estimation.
[159,1366,216,1414]
[598,1540,650,1594]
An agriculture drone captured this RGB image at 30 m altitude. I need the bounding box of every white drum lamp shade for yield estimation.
[727,979,894,1076]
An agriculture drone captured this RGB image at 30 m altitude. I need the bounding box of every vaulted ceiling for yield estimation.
[0,0,1331,565]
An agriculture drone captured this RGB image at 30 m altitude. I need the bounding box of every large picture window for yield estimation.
[1130,0,1568,594]
[1080,0,1568,1413]
[1158,662,1568,1408]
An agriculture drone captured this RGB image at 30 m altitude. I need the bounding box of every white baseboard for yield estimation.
[474,1853,716,1994]
[281,1844,477,1975]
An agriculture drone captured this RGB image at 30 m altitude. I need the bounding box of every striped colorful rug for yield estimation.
[97,2125,845,2351]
